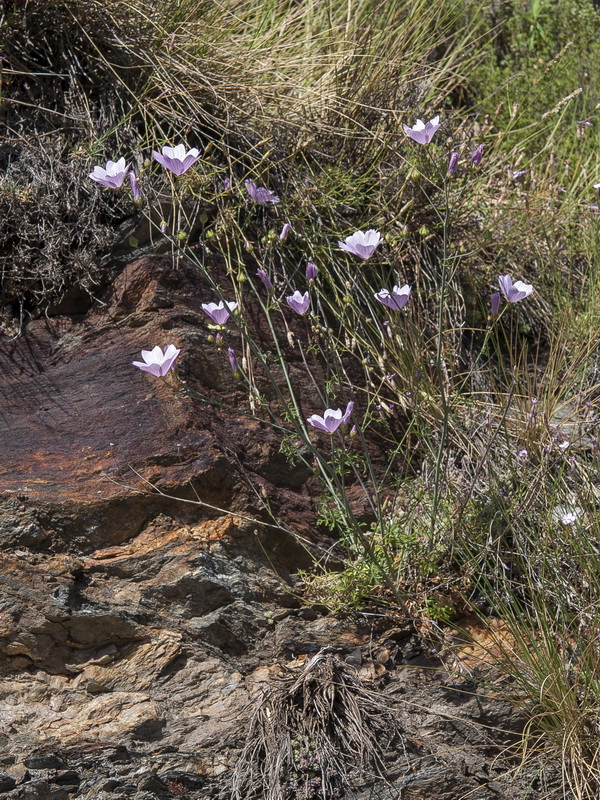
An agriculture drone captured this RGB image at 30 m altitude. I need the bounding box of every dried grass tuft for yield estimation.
[232,649,401,800]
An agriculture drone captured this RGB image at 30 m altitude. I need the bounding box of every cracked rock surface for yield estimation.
[0,257,563,799]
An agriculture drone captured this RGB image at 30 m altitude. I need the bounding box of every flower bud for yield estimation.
[471,144,484,166]
[447,152,459,176]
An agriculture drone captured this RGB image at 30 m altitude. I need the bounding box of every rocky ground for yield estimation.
[0,254,566,799]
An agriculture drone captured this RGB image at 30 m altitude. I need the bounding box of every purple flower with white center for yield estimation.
[307,401,354,433]
[286,291,310,315]
[228,348,239,374]
[402,115,440,145]
[306,261,318,281]
[245,179,280,205]
[491,291,501,316]
[447,152,459,176]
[201,300,238,325]
[518,449,528,459]
[132,344,180,377]
[89,157,130,189]
[471,144,484,166]
[256,269,273,291]
[280,223,291,241]
[129,171,141,201]
[498,274,534,303]
[152,144,200,175]
[338,229,381,260]
[374,284,411,311]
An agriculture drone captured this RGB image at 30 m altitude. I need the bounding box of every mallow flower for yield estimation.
[132,344,180,377]
[280,223,291,241]
[285,291,310,315]
[552,505,583,526]
[490,292,501,316]
[471,144,484,166]
[89,157,130,189]
[498,274,534,303]
[306,262,318,281]
[245,179,280,205]
[152,144,200,175]
[338,229,381,260]
[307,401,354,433]
[403,115,440,145]
[129,171,141,201]
[201,300,238,325]
[374,284,411,310]
[228,348,239,375]
[256,269,273,291]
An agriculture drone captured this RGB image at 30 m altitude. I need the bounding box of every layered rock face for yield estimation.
[0,257,561,799]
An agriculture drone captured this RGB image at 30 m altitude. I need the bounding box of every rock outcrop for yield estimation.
[0,256,563,799]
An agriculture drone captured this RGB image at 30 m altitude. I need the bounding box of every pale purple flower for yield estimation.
[403,115,440,145]
[338,229,381,260]
[447,152,459,176]
[228,348,239,374]
[552,505,582,526]
[89,157,130,189]
[152,144,200,175]
[280,223,291,241]
[511,169,528,179]
[594,182,600,189]
[201,300,238,325]
[132,344,180,377]
[256,269,273,291]
[307,401,354,433]
[518,449,528,459]
[491,291,501,316]
[374,284,411,311]
[286,291,310,315]
[306,262,318,281]
[471,144,484,166]
[223,177,232,191]
[341,401,354,424]
[558,441,570,450]
[129,171,141,201]
[245,179,280,205]
[160,221,168,234]
[498,274,534,303]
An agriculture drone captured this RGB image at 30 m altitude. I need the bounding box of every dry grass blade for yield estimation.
[232,648,402,800]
